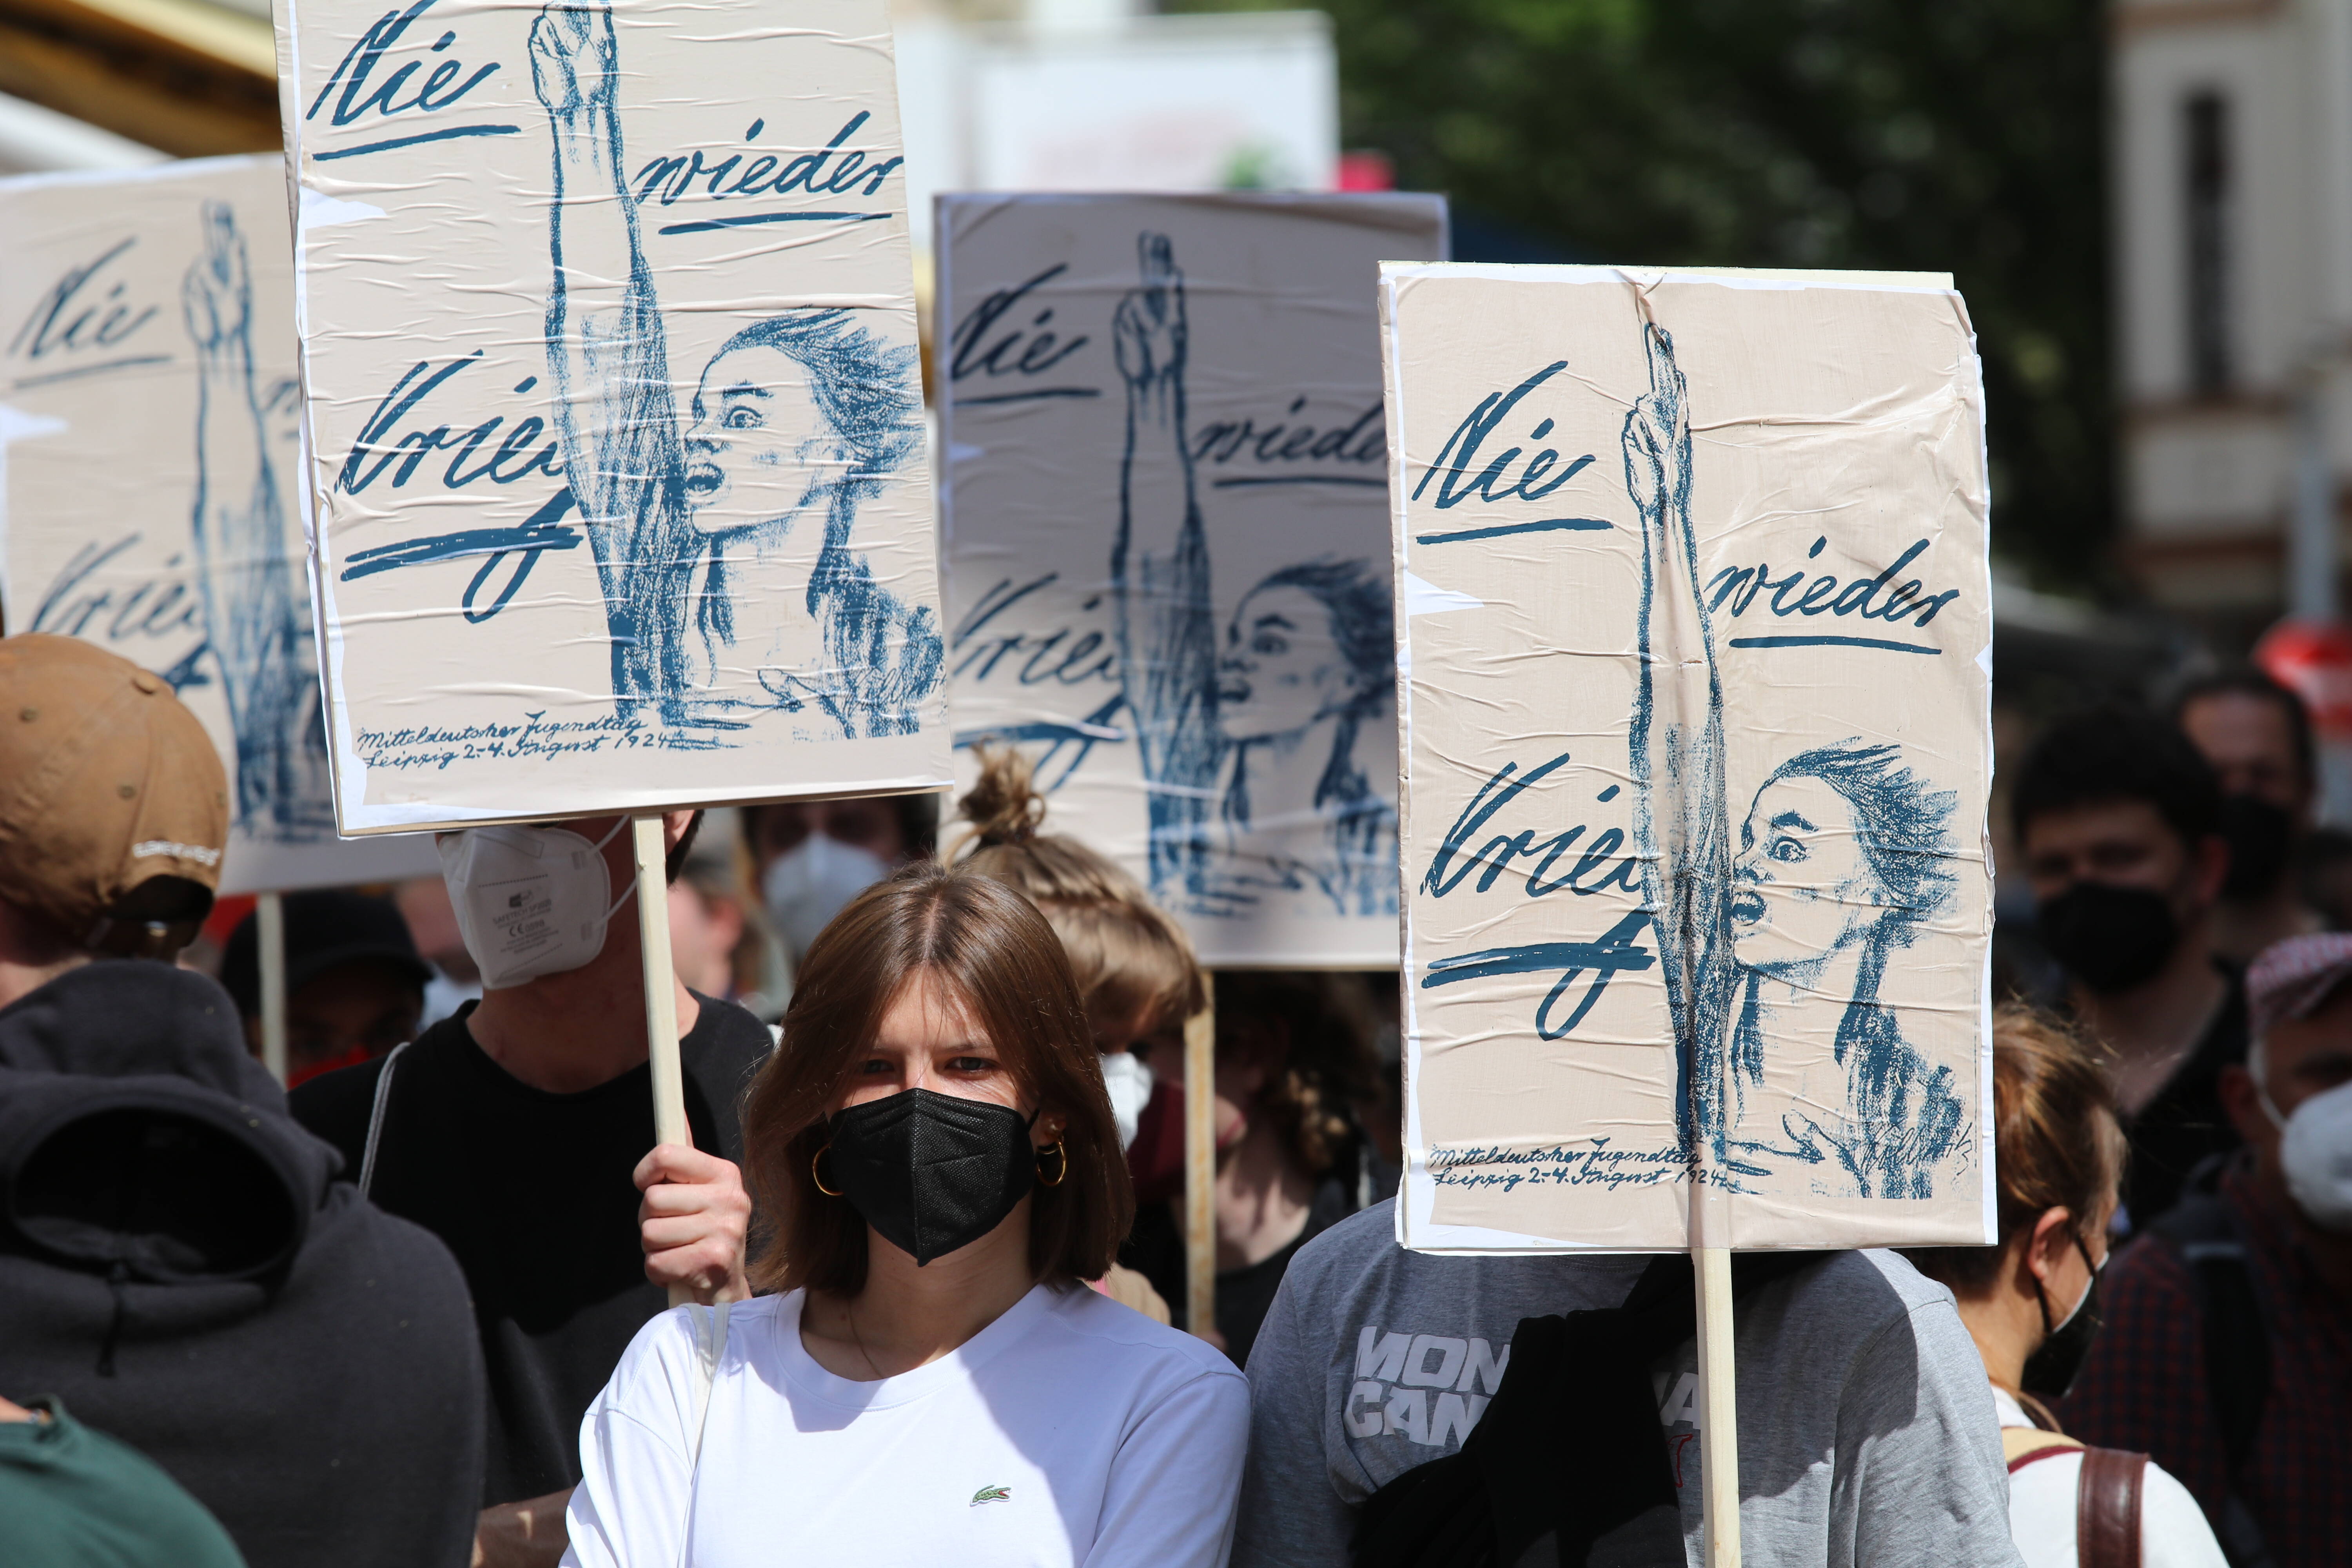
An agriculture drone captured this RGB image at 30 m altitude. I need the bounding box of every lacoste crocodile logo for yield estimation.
[971,1485,1012,1506]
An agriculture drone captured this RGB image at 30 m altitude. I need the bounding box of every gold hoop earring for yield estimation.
[1037,1139,1068,1188]
[812,1144,844,1198]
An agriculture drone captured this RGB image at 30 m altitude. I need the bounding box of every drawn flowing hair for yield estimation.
[1732,740,1961,1100]
[1722,742,1969,1198]
[1758,740,1961,933]
[1225,557,1397,917]
[1243,557,1394,728]
[699,308,936,735]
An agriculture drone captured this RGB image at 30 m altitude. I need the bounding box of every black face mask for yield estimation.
[2218,794,2295,899]
[2036,882,2179,994]
[2021,1238,2105,1401]
[821,1088,1039,1266]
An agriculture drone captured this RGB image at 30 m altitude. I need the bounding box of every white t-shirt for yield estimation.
[1991,1387,2227,1568]
[560,1283,1250,1568]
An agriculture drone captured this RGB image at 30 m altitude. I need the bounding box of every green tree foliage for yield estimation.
[1189,0,2111,584]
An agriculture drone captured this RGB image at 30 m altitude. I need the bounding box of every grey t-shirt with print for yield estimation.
[1234,1200,2021,1568]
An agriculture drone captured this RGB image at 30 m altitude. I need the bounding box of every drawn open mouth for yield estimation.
[1217,678,1250,706]
[683,462,724,499]
[1730,891,1766,927]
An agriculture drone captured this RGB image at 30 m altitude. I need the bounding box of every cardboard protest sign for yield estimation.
[279,0,946,833]
[940,193,1446,966]
[0,156,435,895]
[1385,265,1995,1252]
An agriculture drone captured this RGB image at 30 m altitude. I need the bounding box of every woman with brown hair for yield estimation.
[559,865,1249,1567]
[1905,1003,2224,1568]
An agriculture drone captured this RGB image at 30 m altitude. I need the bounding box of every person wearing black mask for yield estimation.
[2015,706,2243,1232]
[560,864,1248,1566]
[2176,669,2326,966]
[1906,1004,2227,1568]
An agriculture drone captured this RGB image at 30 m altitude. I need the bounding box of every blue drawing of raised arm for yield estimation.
[529,0,934,736]
[1110,234,1220,894]
[1216,559,1397,917]
[1730,744,1964,1197]
[183,201,332,837]
[1624,323,1964,1197]
[1623,324,1738,1171]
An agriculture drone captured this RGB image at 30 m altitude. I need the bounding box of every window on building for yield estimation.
[2184,90,2232,396]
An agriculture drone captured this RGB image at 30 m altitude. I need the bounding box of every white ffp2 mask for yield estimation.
[2263,1076,2352,1233]
[438,820,635,991]
[1100,1049,1152,1152]
[762,834,890,957]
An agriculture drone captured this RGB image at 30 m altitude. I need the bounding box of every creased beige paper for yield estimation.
[281,0,947,832]
[940,193,1446,966]
[0,155,435,893]
[1386,264,1995,1252]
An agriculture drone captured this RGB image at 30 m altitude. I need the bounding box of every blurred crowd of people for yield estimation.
[0,631,2343,1568]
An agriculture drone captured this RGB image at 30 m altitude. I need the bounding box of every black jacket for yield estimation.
[0,962,485,1568]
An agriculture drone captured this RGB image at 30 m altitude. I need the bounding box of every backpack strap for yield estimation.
[357,1041,413,1198]
[2002,1426,2083,1470]
[2075,1447,2146,1568]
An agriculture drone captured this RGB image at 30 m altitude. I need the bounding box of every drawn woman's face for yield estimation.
[681,344,836,537]
[1217,584,1361,742]
[1730,773,1886,976]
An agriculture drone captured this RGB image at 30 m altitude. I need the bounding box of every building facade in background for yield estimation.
[2114,0,2352,635]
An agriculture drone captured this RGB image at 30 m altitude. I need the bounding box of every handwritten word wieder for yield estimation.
[630,111,904,232]
[1192,397,1383,489]
[1704,534,1959,653]
[8,238,167,389]
[306,0,511,161]
[949,264,1096,408]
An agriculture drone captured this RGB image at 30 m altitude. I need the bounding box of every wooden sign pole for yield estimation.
[630,815,693,1308]
[1183,972,1217,1344]
[257,889,289,1085]
[1694,1243,1740,1566]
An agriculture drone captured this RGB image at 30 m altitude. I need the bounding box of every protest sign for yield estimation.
[0,156,434,894]
[940,192,1446,966]
[280,0,947,833]
[1386,265,1996,1253]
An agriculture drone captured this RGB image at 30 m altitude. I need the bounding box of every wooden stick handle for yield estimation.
[1694,1244,1740,1567]
[258,890,288,1085]
[1184,972,1216,1344]
[630,815,692,1308]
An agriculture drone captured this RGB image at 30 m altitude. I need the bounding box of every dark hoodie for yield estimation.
[0,962,484,1568]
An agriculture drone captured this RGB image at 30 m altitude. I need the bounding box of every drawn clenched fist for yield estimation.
[181,200,249,354]
[529,1,621,120]
[1621,323,1690,525]
[1113,232,1187,388]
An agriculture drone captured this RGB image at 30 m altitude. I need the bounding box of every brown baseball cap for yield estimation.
[0,634,229,945]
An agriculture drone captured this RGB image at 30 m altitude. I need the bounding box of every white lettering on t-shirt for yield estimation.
[1349,1326,1507,1447]
[1657,1371,1701,1430]
[1384,1387,1429,1445]
[1457,1336,1508,1394]
[1356,1327,1411,1383]
[1400,1335,1468,1389]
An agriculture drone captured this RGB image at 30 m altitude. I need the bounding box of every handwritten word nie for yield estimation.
[949,264,1094,408]
[307,0,510,161]
[8,238,165,390]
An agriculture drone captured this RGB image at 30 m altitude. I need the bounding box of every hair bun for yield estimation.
[960,746,1047,846]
